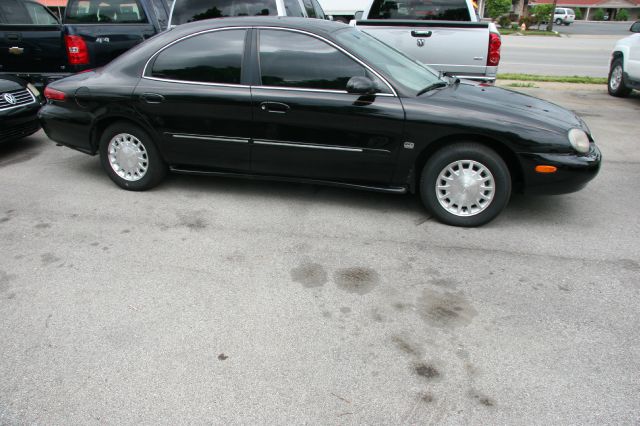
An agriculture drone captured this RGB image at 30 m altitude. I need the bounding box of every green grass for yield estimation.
[497,74,608,84]
[500,29,560,36]
[505,82,538,88]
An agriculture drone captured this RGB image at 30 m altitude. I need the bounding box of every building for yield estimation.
[529,0,640,20]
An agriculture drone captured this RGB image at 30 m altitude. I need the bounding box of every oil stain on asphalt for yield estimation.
[291,263,328,288]
[417,289,477,328]
[334,267,379,295]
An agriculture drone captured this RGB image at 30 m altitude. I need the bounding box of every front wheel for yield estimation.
[99,122,167,191]
[608,58,632,97]
[555,18,563,25]
[419,143,512,227]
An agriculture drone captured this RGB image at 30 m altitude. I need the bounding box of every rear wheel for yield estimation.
[419,143,511,227]
[555,18,563,25]
[98,122,167,191]
[608,58,632,97]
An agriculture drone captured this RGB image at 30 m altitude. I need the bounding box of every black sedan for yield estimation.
[38,17,601,227]
[1,76,43,144]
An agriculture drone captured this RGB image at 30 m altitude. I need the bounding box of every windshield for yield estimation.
[171,0,278,25]
[334,28,442,95]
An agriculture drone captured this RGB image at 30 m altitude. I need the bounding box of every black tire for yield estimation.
[555,18,563,25]
[608,58,632,97]
[98,121,167,191]
[419,143,512,227]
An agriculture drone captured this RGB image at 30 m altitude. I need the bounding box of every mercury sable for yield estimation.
[38,17,601,227]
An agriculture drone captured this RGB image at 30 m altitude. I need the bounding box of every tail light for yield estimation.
[44,87,66,101]
[65,35,89,65]
[487,32,501,66]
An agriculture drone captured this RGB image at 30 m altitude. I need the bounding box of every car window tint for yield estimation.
[151,30,246,84]
[0,0,33,24]
[259,29,380,91]
[66,0,148,24]
[24,2,59,24]
[283,0,304,17]
[301,0,316,18]
[171,0,277,24]
[311,0,325,19]
[368,0,470,21]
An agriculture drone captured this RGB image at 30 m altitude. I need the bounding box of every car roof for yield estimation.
[171,16,349,37]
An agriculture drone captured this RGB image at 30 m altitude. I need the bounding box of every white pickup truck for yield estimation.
[608,20,640,97]
[352,0,501,82]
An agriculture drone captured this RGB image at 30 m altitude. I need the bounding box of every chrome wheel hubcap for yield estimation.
[108,133,149,182]
[610,65,623,91]
[436,160,495,217]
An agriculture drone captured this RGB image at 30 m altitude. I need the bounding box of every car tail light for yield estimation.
[487,32,501,66]
[44,87,66,101]
[65,35,89,65]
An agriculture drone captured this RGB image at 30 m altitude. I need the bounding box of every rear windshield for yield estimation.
[367,0,471,21]
[0,0,59,25]
[65,0,148,24]
[171,0,278,25]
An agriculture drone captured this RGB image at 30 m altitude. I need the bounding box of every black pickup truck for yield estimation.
[0,0,170,88]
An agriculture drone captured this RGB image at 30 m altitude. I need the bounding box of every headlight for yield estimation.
[26,83,40,98]
[568,128,590,154]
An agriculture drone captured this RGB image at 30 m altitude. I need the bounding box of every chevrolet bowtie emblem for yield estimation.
[9,46,24,55]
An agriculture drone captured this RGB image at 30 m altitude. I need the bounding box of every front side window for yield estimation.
[150,30,246,84]
[283,0,304,17]
[171,0,278,24]
[368,0,470,21]
[66,0,148,23]
[302,0,316,18]
[24,2,60,25]
[310,0,325,19]
[0,0,41,24]
[259,29,381,91]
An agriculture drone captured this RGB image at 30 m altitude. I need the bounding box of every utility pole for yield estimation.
[547,0,558,31]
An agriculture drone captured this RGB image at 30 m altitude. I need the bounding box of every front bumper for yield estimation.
[0,102,42,144]
[518,145,602,195]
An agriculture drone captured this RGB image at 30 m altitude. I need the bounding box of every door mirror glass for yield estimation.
[346,76,377,95]
[631,21,640,33]
[354,11,363,20]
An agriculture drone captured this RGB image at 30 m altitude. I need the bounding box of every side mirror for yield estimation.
[631,21,640,33]
[354,11,364,20]
[346,76,377,95]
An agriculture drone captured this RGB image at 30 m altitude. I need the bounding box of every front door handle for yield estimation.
[260,102,290,114]
[7,33,21,42]
[411,30,432,38]
[141,93,165,104]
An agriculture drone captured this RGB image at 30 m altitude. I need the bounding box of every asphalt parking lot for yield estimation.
[1,86,639,424]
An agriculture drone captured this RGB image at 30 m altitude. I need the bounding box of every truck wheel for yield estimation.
[99,122,167,191]
[555,18,563,25]
[608,58,632,97]
[419,143,511,227]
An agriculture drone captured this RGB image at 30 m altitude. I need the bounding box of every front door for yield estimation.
[134,28,252,172]
[251,28,405,185]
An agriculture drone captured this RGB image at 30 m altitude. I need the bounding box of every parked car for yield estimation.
[352,0,501,83]
[554,8,575,25]
[608,20,640,97]
[0,76,43,144]
[317,0,370,23]
[169,0,327,26]
[0,0,171,89]
[38,18,600,227]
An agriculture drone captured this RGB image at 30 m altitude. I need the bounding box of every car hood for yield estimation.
[0,77,25,93]
[422,81,586,133]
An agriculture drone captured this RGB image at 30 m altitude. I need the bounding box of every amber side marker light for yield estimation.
[535,165,558,174]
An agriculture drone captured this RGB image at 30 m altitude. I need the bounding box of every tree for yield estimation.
[486,0,511,19]
[593,8,605,20]
[547,0,558,31]
[531,4,553,29]
[574,8,582,20]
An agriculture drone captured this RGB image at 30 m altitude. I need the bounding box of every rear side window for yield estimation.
[283,0,304,17]
[302,0,316,18]
[171,0,278,25]
[0,0,58,24]
[259,29,371,91]
[65,0,148,24]
[150,29,246,85]
[368,0,471,21]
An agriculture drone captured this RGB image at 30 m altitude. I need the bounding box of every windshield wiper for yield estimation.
[416,81,448,96]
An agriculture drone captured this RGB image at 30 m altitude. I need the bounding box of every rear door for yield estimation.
[64,0,156,70]
[0,0,66,73]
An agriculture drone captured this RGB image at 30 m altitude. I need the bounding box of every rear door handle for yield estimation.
[141,93,165,104]
[260,102,290,114]
[7,33,22,42]
[411,30,432,38]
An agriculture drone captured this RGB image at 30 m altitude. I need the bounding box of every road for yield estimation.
[1,87,639,424]
[554,21,634,36]
[500,35,617,77]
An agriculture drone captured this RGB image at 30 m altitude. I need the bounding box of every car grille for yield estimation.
[0,88,36,110]
[0,118,40,143]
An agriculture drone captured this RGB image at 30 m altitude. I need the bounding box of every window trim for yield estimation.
[254,27,397,96]
[142,27,250,87]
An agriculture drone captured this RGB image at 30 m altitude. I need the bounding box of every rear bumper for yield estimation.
[518,145,601,195]
[0,102,42,143]
[38,103,95,154]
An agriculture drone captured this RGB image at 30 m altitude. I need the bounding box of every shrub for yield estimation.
[486,0,512,19]
[497,15,512,28]
[616,9,629,21]
[574,8,582,19]
[531,4,553,26]
[593,8,605,21]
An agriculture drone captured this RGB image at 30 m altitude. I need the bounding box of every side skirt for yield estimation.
[170,167,408,195]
